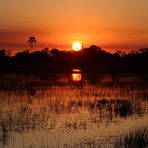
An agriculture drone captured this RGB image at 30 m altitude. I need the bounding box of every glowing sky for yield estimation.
[0,0,148,53]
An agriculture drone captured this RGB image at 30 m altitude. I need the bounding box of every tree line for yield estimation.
[0,37,148,73]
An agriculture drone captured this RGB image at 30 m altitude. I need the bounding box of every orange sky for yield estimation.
[0,0,148,53]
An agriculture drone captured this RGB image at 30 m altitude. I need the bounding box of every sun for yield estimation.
[72,42,82,51]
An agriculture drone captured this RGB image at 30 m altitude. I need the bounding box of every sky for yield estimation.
[0,0,148,53]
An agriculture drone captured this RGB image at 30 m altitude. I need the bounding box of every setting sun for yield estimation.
[72,42,82,51]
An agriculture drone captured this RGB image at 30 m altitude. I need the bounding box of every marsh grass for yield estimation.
[0,74,147,147]
[114,127,148,148]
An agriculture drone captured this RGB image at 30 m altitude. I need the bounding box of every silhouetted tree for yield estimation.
[50,48,60,56]
[0,49,6,57]
[0,44,148,73]
[139,48,148,53]
[41,48,49,54]
[28,36,37,51]
[114,51,126,57]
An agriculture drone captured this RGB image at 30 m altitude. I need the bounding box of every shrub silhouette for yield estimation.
[0,46,148,73]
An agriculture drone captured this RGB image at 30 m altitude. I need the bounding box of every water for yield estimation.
[0,72,147,148]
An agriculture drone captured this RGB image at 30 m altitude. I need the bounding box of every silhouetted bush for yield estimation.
[0,46,148,73]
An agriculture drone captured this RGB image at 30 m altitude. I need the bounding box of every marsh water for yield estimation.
[0,72,147,148]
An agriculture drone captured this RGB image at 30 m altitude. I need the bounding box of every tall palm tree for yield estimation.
[28,36,37,51]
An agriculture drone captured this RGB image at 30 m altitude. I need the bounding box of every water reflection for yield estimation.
[72,69,82,82]
[0,73,147,148]
[72,73,82,81]
[72,69,81,73]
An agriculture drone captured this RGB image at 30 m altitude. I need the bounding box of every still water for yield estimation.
[0,72,147,148]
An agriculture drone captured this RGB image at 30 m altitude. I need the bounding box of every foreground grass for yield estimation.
[114,127,148,148]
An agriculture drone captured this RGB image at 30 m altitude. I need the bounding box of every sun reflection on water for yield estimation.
[72,69,82,81]
[72,73,82,81]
